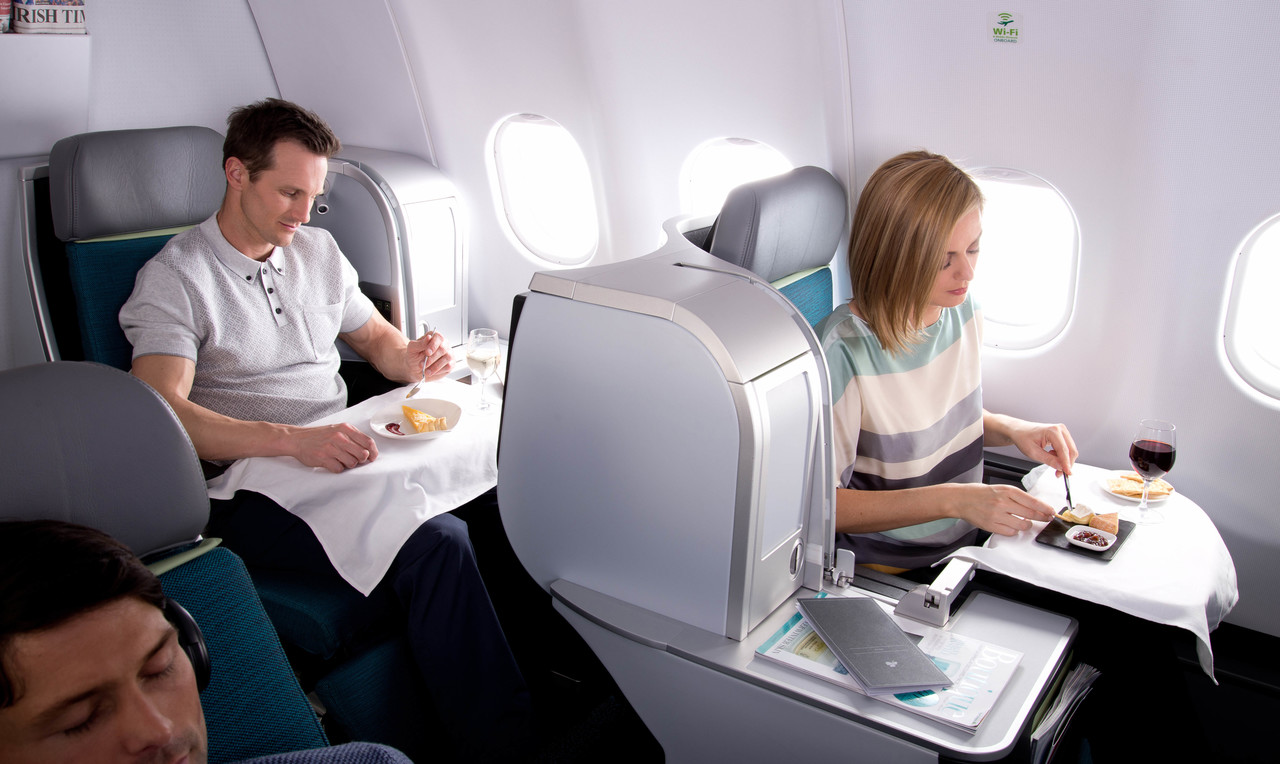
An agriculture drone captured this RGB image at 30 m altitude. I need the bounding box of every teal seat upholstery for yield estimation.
[36,127,434,755]
[0,361,329,762]
[64,233,179,369]
[705,165,848,327]
[774,266,836,328]
[158,548,329,764]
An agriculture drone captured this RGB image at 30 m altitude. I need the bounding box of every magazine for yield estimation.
[755,603,1023,733]
[1029,662,1100,764]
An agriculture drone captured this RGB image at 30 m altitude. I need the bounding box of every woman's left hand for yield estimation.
[985,412,1078,476]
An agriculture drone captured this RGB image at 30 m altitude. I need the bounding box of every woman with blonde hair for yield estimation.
[817,150,1077,571]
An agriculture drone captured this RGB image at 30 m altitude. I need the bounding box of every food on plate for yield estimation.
[1106,472,1173,498]
[1089,511,1120,535]
[402,405,449,433]
[1059,503,1095,525]
[1070,528,1112,548]
[385,422,405,436]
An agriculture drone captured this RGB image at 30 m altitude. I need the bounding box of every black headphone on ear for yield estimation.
[162,597,211,691]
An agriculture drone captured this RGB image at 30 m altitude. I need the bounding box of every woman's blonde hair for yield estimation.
[847,150,983,355]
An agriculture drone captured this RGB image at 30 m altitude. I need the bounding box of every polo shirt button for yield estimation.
[275,307,282,314]
[245,275,252,281]
[268,287,274,294]
[261,268,267,274]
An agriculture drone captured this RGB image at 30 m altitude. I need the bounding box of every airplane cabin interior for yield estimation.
[1,2,1277,763]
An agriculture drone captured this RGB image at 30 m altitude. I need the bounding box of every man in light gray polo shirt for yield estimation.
[119,98,529,760]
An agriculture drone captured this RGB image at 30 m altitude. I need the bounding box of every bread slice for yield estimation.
[1089,512,1119,535]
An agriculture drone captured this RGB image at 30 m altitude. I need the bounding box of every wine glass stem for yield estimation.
[1139,479,1151,512]
[478,374,487,408]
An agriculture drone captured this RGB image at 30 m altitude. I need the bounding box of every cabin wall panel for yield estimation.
[843,1,1279,635]
[389,0,848,334]
[386,0,602,336]
[246,0,434,162]
[0,0,276,370]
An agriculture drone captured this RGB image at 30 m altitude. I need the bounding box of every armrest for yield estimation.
[983,450,1038,486]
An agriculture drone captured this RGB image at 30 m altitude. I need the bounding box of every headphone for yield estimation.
[162,597,211,691]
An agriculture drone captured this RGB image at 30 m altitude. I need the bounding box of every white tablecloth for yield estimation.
[939,463,1238,680]
[206,379,499,595]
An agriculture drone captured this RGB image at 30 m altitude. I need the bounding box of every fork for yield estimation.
[405,323,435,398]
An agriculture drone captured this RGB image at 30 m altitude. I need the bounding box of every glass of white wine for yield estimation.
[466,328,500,413]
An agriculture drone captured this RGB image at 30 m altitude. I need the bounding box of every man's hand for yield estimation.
[342,313,452,384]
[406,330,453,384]
[288,423,379,473]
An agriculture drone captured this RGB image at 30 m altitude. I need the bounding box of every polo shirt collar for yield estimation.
[200,214,286,282]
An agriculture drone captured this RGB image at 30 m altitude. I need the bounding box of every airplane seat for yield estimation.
[28,128,436,760]
[45,125,226,370]
[0,360,330,764]
[704,165,848,327]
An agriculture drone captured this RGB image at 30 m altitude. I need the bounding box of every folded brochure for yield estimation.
[757,596,1023,732]
[797,595,951,694]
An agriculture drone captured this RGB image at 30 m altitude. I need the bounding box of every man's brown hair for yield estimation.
[223,97,341,179]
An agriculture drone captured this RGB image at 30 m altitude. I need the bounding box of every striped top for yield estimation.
[817,296,985,566]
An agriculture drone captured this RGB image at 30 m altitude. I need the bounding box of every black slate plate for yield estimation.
[1034,515,1135,561]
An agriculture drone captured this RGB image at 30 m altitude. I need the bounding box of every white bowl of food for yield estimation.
[1065,524,1116,552]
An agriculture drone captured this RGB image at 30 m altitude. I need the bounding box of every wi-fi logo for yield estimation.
[996,13,1015,27]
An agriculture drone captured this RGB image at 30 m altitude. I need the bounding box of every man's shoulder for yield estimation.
[149,224,215,270]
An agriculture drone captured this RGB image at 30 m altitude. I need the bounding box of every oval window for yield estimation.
[491,114,599,265]
[680,137,793,218]
[969,167,1079,350]
[1224,215,1280,400]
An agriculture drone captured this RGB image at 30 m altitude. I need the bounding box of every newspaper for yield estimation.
[756,607,1023,733]
[12,0,86,34]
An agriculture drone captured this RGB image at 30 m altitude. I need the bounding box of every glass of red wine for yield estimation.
[1126,419,1176,524]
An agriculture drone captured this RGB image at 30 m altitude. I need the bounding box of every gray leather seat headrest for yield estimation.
[0,362,209,558]
[49,125,225,242]
[708,165,848,283]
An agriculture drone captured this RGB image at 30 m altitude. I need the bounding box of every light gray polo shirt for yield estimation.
[120,214,375,427]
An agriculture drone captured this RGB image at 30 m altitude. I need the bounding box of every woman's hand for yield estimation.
[985,412,1078,476]
[949,483,1057,536]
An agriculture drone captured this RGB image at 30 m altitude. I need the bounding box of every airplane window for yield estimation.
[1224,215,1280,400]
[491,114,599,265]
[969,167,1078,350]
[680,138,793,218]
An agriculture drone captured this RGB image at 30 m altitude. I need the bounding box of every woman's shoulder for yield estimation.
[817,302,874,343]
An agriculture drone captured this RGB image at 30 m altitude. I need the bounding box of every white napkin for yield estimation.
[207,379,499,595]
[939,463,1238,680]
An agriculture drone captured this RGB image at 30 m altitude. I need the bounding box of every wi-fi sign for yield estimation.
[998,13,1013,22]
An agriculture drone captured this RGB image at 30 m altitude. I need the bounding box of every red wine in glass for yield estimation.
[1126,419,1176,524]
[1129,439,1175,481]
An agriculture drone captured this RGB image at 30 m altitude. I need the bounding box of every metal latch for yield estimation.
[892,557,976,627]
[826,548,857,588]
